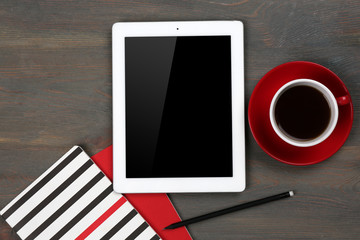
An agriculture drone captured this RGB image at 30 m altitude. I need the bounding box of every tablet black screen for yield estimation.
[125,36,232,178]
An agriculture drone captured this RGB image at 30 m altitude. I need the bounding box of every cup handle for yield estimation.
[336,95,350,106]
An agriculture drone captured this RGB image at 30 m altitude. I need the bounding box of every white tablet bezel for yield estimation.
[112,21,245,193]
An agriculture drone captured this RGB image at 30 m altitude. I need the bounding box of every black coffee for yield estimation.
[275,85,331,140]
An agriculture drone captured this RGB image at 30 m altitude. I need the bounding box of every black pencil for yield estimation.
[164,191,295,230]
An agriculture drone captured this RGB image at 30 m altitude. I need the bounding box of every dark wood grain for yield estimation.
[1,0,359,239]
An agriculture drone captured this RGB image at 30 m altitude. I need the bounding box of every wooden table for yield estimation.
[1,1,359,239]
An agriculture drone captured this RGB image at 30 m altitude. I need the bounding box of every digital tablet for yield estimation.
[112,21,245,193]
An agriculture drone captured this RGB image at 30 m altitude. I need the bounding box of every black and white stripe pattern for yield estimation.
[1,146,160,240]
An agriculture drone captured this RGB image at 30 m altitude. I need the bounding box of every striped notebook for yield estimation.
[0,146,160,240]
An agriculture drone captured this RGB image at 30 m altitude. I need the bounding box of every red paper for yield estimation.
[91,145,192,240]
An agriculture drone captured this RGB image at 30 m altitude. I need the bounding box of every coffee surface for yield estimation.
[275,85,331,140]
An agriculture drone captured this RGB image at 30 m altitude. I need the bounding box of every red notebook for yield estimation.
[91,145,192,240]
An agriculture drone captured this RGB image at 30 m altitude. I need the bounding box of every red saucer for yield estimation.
[248,61,353,165]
